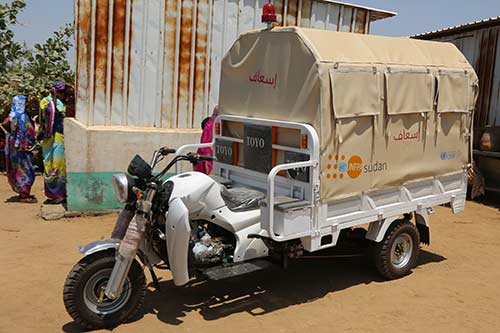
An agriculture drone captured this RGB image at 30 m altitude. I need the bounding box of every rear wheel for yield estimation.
[63,250,146,329]
[373,219,420,279]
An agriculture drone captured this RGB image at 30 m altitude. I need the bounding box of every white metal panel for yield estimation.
[161,0,178,128]
[209,0,224,117]
[225,0,240,55]
[310,1,327,30]
[126,0,144,126]
[240,0,257,34]
[326,3,340,31]
[141,0,162,127]
[341,6,352,32]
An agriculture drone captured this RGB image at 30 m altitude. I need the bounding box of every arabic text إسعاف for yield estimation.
[393,129,419,141]
[248,70,277,88]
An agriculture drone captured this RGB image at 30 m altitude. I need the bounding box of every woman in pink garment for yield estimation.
[194,106,218,175]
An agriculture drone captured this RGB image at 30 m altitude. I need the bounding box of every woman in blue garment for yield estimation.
[3,95,37,203]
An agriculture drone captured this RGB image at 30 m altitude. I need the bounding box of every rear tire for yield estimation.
[373,219,420,280]
[63,250,146,329]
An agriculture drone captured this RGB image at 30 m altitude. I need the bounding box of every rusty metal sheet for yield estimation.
[75,0,92,126]
[75,0,388,129]
[415,24,500,130]
[93,0,109,126]
[110,0,127,126]
[354,8,367,34]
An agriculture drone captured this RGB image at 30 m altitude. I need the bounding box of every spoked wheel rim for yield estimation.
[83,268,132,315]
[390,233,413,269]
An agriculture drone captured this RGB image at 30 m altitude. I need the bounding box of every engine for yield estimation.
[190,221,235,266]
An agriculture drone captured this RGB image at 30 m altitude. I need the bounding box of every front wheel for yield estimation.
[63,250,146,329]
[373,219,420,280]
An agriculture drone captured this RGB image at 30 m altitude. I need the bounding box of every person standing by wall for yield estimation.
[3,95,37,203]
[194,106,218,175]
[38,81,68,204]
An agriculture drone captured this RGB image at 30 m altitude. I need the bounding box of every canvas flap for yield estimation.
[386,69,434,115]
[330,66,380,119]
[437,71,470,113]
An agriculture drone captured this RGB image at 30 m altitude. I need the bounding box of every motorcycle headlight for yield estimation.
[112,174,135,203]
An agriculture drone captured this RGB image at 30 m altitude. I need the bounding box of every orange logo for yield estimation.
[347,155,363,179]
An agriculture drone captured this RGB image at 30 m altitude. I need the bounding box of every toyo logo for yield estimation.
[326,154,387,180]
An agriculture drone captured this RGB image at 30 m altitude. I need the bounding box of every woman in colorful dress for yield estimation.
[39,81,67,204]
[3,95,37,203]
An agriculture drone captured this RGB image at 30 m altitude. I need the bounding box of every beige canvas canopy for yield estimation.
[219,27,478,202]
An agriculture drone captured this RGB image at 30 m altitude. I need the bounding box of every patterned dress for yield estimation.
[5,96,36,197]
[39,96,67,201]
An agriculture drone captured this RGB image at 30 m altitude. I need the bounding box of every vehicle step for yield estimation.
[202,259,273,280]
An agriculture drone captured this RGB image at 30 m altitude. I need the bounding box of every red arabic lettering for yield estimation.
[249,70,277,89]
[393,129,420,141]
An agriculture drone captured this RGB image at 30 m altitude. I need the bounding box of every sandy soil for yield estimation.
[1,175,500,333]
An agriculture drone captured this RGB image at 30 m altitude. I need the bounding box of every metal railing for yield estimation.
[265,160,317,241]
[174,142,214,174]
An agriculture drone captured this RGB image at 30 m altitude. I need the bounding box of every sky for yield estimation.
[9,0,500,66]
[356,0,500,36]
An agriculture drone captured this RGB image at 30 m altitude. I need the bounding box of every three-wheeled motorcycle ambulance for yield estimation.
[202,25,479,271]
[64,25,478,329]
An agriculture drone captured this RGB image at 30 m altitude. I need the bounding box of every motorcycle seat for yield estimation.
[221,186,265,211]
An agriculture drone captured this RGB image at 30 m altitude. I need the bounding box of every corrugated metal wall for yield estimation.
[419,26,500,128]
[75,0,373,129]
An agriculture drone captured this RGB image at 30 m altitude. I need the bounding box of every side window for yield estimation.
[330,67,380,119]
[437,72,470,113]
[385,70,434,115]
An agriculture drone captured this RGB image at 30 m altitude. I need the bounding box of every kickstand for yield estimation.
[149,267,161,291]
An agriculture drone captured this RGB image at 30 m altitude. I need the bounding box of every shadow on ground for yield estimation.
[62,249,445,332]
[473,190,500,211]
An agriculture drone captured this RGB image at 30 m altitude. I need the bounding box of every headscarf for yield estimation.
[9,95,27,120]
[8,95,33,148]
[53,80,66,91]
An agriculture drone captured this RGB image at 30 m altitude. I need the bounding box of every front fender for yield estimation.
[79,239,121,256]
[166,197,191,286]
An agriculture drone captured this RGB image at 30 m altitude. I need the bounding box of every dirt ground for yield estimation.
[1,175,500,333]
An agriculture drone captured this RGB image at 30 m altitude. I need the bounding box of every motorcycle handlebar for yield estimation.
[155,153,216,180]
[197,155,216,161]
[159,147,176,155]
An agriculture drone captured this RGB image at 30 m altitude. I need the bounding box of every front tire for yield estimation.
[63,250,146,329]
[373,219,420,280]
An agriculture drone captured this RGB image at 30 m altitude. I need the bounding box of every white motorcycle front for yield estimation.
[62,148,270,330]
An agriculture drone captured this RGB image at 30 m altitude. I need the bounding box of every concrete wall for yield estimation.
[65,118,201,211]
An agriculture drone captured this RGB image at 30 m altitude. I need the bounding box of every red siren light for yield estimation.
[261,0,277,25]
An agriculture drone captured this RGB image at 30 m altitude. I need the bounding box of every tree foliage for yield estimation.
[0,0,75,115]
[0,0,26,73]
